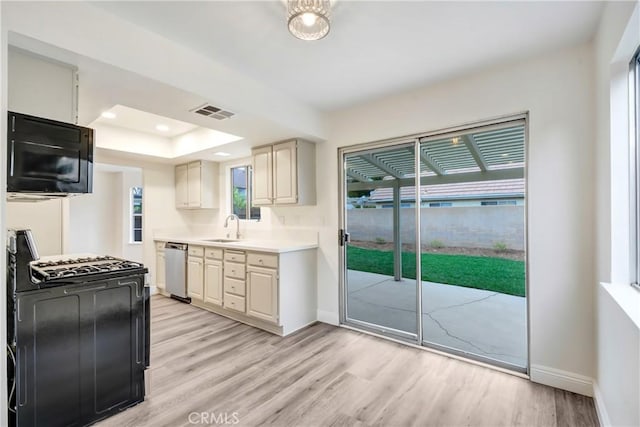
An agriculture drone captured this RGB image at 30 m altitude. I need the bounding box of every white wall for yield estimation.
[8,46,76,123]
[594,2,640,426]
[120,168,144,262]
[95,149,193,285]
[319,44,597,392]
[6,199,63,256]
[67,171,120,255]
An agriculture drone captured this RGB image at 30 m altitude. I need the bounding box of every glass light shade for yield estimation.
[288,0,330,41]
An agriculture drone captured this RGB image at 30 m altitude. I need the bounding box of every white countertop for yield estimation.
[153,236,318,253]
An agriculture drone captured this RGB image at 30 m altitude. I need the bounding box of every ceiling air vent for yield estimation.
[191,103,235,120]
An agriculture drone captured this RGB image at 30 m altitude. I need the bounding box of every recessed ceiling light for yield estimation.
[501,153,509,157]
[156,124,170,132]
[101,111,116,119]
[214,152,231,157]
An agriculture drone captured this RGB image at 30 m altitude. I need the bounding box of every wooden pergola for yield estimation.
[345,123,526,281]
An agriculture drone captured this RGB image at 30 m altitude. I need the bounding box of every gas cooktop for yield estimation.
[30,255,146,285]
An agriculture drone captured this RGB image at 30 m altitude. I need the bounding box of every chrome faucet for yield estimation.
[224,214,241,239]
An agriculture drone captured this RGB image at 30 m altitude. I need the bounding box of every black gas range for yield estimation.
[7,229,150,427]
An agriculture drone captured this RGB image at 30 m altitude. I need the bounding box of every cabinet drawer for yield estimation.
[247,253,278,269]
[224,250,245,263]
[155,241,166,251]
[188,246,204,257]
[205,248,223,260]
[224,261,245,279]
[224,277,246,296]
[224,293,245,313]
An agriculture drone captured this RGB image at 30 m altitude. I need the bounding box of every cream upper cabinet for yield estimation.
[273,140,297,204]
[175,160,219,209]
[251,139,315,206]
[252,145,273,205]
[175,164,189,208]
[187,162,202,208]
[187,254,204,300]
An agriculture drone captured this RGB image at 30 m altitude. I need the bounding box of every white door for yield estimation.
[175,164,189,208]
[252,146,273,205]
[246,266,278,324]
[273,140,297,204]
[204,259,223,306]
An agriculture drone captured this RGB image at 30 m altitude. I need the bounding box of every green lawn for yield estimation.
[347,246,525,297]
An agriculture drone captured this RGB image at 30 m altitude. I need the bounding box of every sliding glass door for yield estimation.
[340,116,528,373]
[342,142,419,339]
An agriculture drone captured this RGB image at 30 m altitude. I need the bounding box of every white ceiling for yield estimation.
[94,1,605,111]
[94,104,199,138]
[6,1,606,162]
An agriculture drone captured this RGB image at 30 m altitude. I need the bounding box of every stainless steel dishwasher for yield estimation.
[164,242,189,302]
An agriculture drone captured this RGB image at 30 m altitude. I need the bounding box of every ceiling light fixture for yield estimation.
[101,111,116,119]
[156,124,170,132]
[214,152,231,157]
[288,0,330,41]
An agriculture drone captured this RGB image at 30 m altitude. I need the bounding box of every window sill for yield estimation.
[128,242,143,246]
[600,282,640,330]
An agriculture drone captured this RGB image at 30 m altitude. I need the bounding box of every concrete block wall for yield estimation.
[347,205,525,250]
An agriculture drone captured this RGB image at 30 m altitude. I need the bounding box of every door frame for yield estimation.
[337,112,530,375]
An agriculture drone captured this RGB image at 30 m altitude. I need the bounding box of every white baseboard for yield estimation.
[592,382,611,427]
[317,309,339,325]
[530,364,593,397]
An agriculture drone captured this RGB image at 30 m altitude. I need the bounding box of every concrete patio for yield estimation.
[347,270,527,368]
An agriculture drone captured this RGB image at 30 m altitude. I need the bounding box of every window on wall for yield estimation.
[428,202,452,208]
[231,166,260,220]
[632,47,640,290]
[481,200,518,206]
[131,187,143,243]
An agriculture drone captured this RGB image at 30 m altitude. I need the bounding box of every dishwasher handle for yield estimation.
[165,242,187,251]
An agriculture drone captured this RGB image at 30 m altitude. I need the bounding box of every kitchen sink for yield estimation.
[203,238,239,243]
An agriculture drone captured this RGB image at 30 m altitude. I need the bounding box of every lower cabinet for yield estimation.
[246,265,278,324]
[155,242,166,291]
[187,255,204,300]
[175,241,316,336]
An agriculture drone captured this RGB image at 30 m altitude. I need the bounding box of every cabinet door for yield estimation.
[204,260,223,306]
[246,266,278,324]
[175,164,189,208]
[187,162,202,208]
[252,146,273,205]
[273,140,297,204]
[156,251,166,290]
[187,256,204,300]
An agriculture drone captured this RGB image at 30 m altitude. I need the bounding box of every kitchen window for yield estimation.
[231,166,260,220]
[631,46,640,290]
[131,187,143,243]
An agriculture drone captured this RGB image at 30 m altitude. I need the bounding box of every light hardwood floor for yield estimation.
[97,295,599,427]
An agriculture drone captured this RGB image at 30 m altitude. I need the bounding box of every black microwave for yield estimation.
[7,111,94,195]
